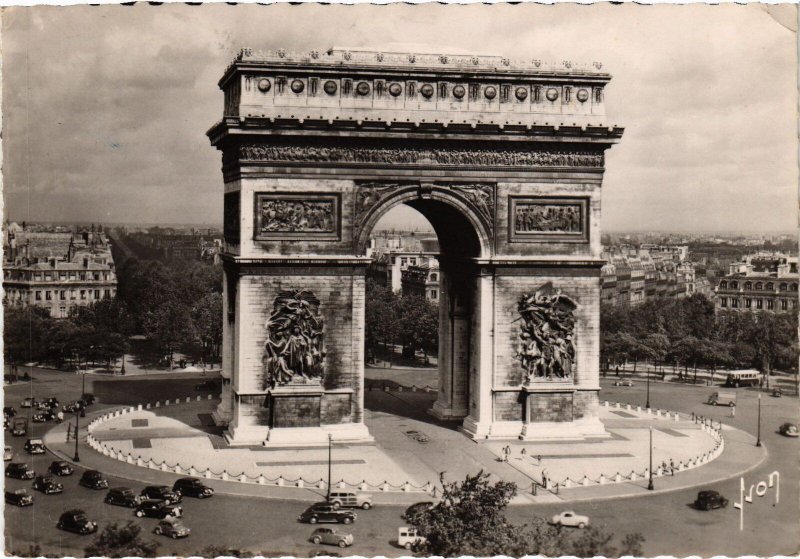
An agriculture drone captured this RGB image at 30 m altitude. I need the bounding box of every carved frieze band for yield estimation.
[509,196,589,243]
[238,144,604,169]
[353,181,496,244]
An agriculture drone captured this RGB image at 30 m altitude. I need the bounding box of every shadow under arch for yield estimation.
[355,185,490,260]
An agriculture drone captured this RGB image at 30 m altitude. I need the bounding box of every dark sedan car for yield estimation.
[62,401,85,414]
[194,380,222,391]
[24,439,46,454]
[173,477,214,498]
[135,499,183,519]
[105,487,144,507]
[79,470,109,489]
[33,475,64,495]
[57,509,98,535]
[49,460,75,476]
[695,490,729,510]
[32,410,56,423]
[298,503,357,525]
[141,485,182,504]
[80,393,96,405]
[6,462,35,480]
[5,488,34,507]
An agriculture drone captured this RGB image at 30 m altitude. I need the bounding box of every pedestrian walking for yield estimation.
[521,447,527,458]
[669,459,675,476]
[730,404,735,418]
[541,469,548,488]
[537,454,542,466]
[56,410,64,424]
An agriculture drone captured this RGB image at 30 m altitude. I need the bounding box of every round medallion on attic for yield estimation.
[388,83,402,97]
[290,79,305,94]
[577,88,590,103]
[546,87,559,102]
[515,87,528,101]
[323,80,338,95]
[257,79,271,93]
[356,81,371,96]
[484,86,497,100]
[452,85,466,99]
[420,84,434,98]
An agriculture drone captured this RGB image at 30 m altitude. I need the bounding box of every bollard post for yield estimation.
[297,479,304,488]
[382,481,389,492]
[259,475,267,485]
[276,476,283,486]
[239,474,247,483]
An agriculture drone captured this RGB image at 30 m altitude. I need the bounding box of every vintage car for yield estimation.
[298,503,357,525]
[140,485,182,504]
[12,418,28,436]
[105,487,144,507]
[32,410,56,423]
[49,460,75,476]
[772,388,783,398]
[4,406,17,418]
[779,422,798,437]
[397,527,426,550]
[57,509,98,535]
[194,380,222,391]
[402,501,434,521]
[62,401,85,414]
[172,477,214,498]
[24,439,46,455]
[79,470,109,489]
[6,462,35,480]
[20,397,37,409]
[153,518,191,539]
[135,499,183,519]
[41,397,59,409]
[33,475,64,495]
[614,379,634,387]
[4,445,14,461]
[80,393,96,405]
[328,491,373,510]
[5,488,34,507]
[310,527,354,548]
[694,490,729,510]
[550,511,590,528]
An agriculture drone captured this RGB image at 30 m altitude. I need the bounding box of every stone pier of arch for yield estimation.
[207,47,624,446]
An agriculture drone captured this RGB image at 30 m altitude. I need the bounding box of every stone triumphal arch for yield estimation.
[208,47,624,446]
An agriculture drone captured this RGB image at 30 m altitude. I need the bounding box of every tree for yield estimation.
[397,294,439,362]
[408,472,644,557]
[643,333,670,374]
[85,522,159,558]
[193,292,223,361]
[365,279,400,364]
[4,306,53,369]
[142,299,195,363]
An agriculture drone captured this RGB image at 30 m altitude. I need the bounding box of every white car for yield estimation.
[3,446,13,461]
[614,379,634,387]
[397,526,426,550]
[551,511,589,528]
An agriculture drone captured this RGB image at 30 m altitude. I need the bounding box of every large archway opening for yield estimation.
[362,192,485,427]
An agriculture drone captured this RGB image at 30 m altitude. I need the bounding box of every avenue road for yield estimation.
[4,368,798,557]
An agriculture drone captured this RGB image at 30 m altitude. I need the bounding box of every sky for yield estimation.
[2,3,797,233]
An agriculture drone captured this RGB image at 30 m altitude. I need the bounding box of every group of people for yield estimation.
[516,287,577,382]
[515,204,582,233]
[260,199,334,233]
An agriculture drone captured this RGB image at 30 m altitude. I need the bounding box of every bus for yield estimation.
[724,370,762,388]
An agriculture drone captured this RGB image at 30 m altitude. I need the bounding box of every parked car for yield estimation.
[694,490,729,510]
[24,439,46,454]
[402,501,434,521]
[42,397,59,409]
[172,477,214,498]
[49,460,75,476]
[33,475,64,494]
[4,406,17,417]
[32,410,56,423]
[550,511,590,528]
[79,470,109,489]
[298,503,357,524]
[135,499,183,519]
[310,527,354,548]
[57,509,98,535]
[194,380,221,391]
[153,518,191,539]
[614,379,634,387]
[21,397,37,409]
[6,462,35,480]
[328,491,373,510]
[140,485,182,504]
[62,401,85,414]
[81,393,96,405]
[779,422,798,437]
[397,527,426,550]
[105,487,144,507]
[772,388,783,398]
[4,445,14,461]
[5,488,34,507]
[12,418,28,436]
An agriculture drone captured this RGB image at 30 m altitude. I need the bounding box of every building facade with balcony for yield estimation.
[714,252,799,314]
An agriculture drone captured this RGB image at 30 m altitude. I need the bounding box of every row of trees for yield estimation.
[3,257,223,372]
[600,294,798,379]
[365,279,439,364]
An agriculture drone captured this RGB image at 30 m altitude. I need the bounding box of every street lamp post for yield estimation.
[120,353,126,375]
[647,426,654,490]
[326,434,332,500]
[73,409,81,462]
[756,394,762,447]
[646,368,651,409]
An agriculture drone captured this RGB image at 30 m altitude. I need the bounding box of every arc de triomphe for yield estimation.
[208,48,623,446]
